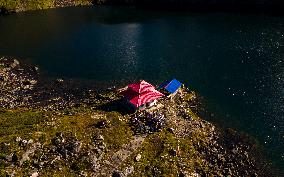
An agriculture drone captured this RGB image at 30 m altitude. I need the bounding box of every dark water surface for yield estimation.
[0,6,283,172]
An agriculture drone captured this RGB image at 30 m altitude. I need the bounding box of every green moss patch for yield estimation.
[124,131,200,176]
[0,110,47,143]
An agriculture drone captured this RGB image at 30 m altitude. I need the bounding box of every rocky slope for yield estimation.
[0,0,92,14]
[0,57,277,176]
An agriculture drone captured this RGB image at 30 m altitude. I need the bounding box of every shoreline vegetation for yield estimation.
[0,0,93,14]
[1,0,284,14]
[0,57,280,176]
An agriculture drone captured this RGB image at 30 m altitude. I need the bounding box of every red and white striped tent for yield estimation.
[121,80,164,108]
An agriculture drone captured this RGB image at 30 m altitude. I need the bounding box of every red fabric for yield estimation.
[128,80,155,93]
[121,80,164,108]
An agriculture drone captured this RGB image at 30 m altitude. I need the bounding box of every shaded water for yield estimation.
[0,6,283,172]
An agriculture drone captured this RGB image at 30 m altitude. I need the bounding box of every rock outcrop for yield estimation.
[0,56,279,176]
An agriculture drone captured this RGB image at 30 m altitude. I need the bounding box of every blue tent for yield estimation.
[159,79,182,94]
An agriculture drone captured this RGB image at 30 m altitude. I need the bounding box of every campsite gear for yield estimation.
[121,80,164,109]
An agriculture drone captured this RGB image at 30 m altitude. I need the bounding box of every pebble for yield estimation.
[55,78,64,84]
[30,172,38,177]
[135,154,141,162]
[28,139,34,144]
[16,137,22,142]
[96,135,104,141]
[52,137,61,145]
[21,140,28,147]
[124,166,134,176]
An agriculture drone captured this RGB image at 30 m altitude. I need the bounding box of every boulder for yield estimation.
[124,166,134,176]
[95,135,104,141]
[112,171,122,177]
[55,78,64,85]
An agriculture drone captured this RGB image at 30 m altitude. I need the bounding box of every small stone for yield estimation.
[124,166,134,176]
[52,137,61,145]
[33,159,38,165]
[167,128,175,134]
[28,139,34,144]
[16,137,22,142]
[55,78,64,84]
[6,154,13,162]
[73,141,82,153]
[11,59,19,68]
[96,135,104,141]
[31,171,39,177]
[21,140,28,147]
[39,162,44,167]
[135,154,141,162]
[189,172,201,177]
[112,171,121,177]
[95,148,103,155]
[29,80,37,85]
[98,145,106,150]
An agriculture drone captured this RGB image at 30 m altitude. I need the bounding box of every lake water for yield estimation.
[0,6,283,173]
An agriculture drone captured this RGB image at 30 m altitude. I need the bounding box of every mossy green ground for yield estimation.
[0,107,134,176]
[0,90,213,176]
[120,126,211,176]
[0,88,264,176]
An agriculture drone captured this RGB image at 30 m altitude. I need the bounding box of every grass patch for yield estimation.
[124,129,210,176]
[0,107,133,176]
[130,131,181,176]
[0,110,47,143]
[102,112,133,150]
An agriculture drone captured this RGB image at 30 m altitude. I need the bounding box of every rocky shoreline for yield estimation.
[1,0,284,15]
[0,0,92,14]
[0,57,278,176]
[0,56,107,110]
